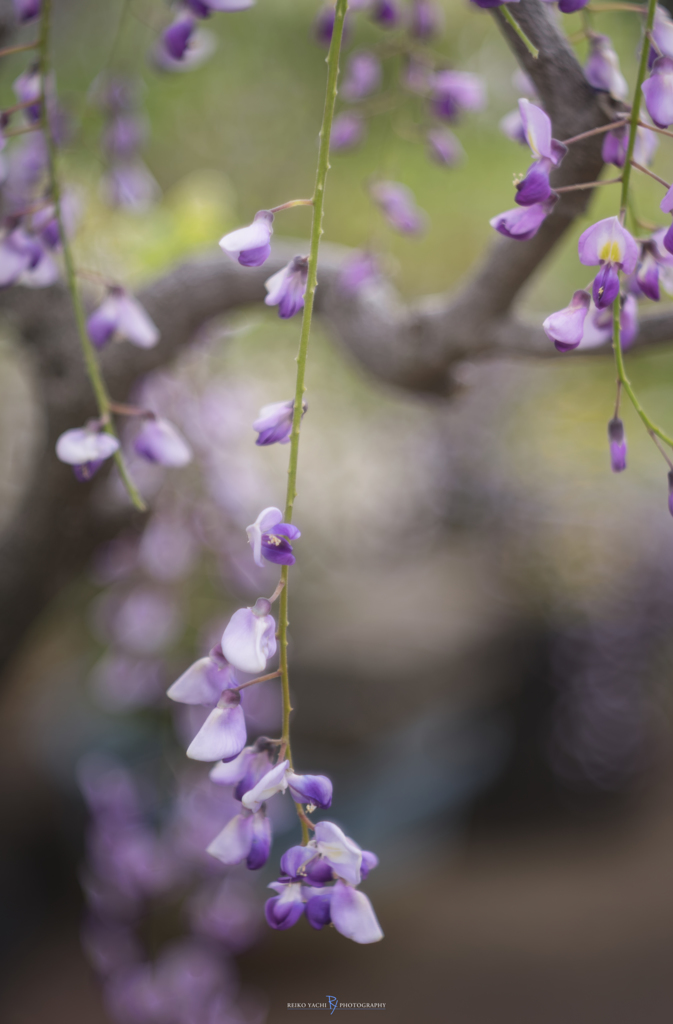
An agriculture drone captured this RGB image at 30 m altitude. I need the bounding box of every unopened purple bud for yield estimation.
[305,891,333,930]
[13,0,41,22]
[490,197,557,241]
[592,263,621,309]
[370,0,400,27]
[608,417,626,473]
[103,114,146,160]
[602,125,627,168]
[265,256,308,318]
[135,417,193,467]
[341,51,381,101]
[314,6,336,47]
[542,289,591,352]
[585,34,628,101]
[286,771,333,809]
[163,14,196,61]
[426,127,464,166]
[246,811,272,870]
[403,56,432,95]
[620,293,638,350]
[330,111,366,151]
[253,399,302,446]
[643,56,673,128]
[558,0,589,11]
[668,470,673,517]
[409,0,443,39]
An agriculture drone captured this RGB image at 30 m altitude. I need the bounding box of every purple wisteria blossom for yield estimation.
[168,645,238,706]
[515,99,566,206]
[186,689,247,762]
[246,507,301,567]
[602,121,658,168]
[87,289,159,350]
[253,399,302,446]
[490,196,557,240]
[207,808,271,869]
[239,760,332,811]
[499,108,527,146]
[13,0,41,21]
[330,111,366,151]
[643,56,673,128]
[620,292,638,349]
[13,66,42,122]
[219,211,274,267]
[220,599,277,675]
[371,180,426,234]
[470,0,519,8]
[543,290,591,352]
[608,417,627,473]
[636,239,664,301]
[585,34,628,101]
[338,249,381,293]
[0,228,43,288]
[210,739,273,797]
[370,0,400,27]
[426,127,464,166]
[134,417,194,467]
[409,0,443,39]
[264,256,308,318]
[341,51,381,101]
[651,5,673,64]
[577,216,638,309]
[103,161,160,212]
[162,12,197,61]
[668,470,673,517]
[429,70,485,120]
[56,426,119,481]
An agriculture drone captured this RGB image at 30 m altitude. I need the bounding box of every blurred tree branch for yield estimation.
[1,0,673,678]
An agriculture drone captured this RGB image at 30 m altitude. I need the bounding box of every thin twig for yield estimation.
[233,669,282,693]
[562,118,629,146]
[0,40,39,58]
[638,119,673,140]
[631,160,671,189]
[554,176,622,193]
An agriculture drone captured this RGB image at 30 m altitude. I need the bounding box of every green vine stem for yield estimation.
[613,0,673,449]
[39,0,146,511]
[277,0,349,845]
[501,6,539,60]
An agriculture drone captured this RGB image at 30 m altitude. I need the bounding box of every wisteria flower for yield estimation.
[602,122,658,169]
[341,51,381,102]
[264,256,308,318]
[186,689,246,762]
[13,66,42,122]
[87,289,159,350]
[661,183,673,254]
[577,216,638,309]
[499,108,527,146]
[103,161,160,212]
[134,417,193,467]
[210,739,273,799]
[543,290,591,352]
[56,426,119,481]
[620,292,638,349]
[330,112,366,151]
[240,759,332,812]
[426,128,464,166]
[253,399,302,446]
[246,507,301,567]
[0,228,43,288]
[429,70,485,120]
[219,211,274,267]
[515,100,566,206]
[636,239,664,301]
[490,196,557,241]
[327,881,384,943]
[207,809,271,869]
[651,5,673,63]
[371,180,426,234]
[154,27,217,73]
[13,0,41,21]
[338,249,381,293]
[643,56,673,128]
[668,471,673,518]
[220,599,277,675]
[370,0,400,27]
[167,645,237,706]
[409,0,443,39]
[162,12,197,61]
[585,34,628,101]
[607,416,627,473]
[265,881,311,930]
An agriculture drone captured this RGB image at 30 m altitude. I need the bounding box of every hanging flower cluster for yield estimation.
[489,4,673,511]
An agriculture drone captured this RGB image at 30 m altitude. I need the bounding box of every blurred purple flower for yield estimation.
[91,652,166,712]
[585,33,628,101]
[138,515,199,581]
[0,227,44,288]
[341,50,381,101]
[13,66,42,122]
[207,808,271,869]
[163,12,197,60]
[109,586,181,655]
[330,111,366,151]
[370,0,400,26]
[338,249,381,293]
[668,470,673,517]
[430,70,485,121]
[370,180,426,234]
[87,288,159,350]
[102,160,160,212]
[643,56,673,127]
[265,881,308,930]
[602,121,658,168]
[426,127,464,166]
[409,0,443,39]
[55,426,119,481]
[13,0,41,21]
[135,417,193,467]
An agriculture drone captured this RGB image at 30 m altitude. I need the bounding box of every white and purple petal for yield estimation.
[241,759,289,812]
[135,418,193,467]
[206,812,253,865]
[329,880,383,944]
[186,691,247,762]
[313,821,362,886]
[220,601,277,675]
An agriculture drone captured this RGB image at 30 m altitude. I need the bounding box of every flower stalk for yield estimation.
[39,0,146,511]
[277,0,349,844]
